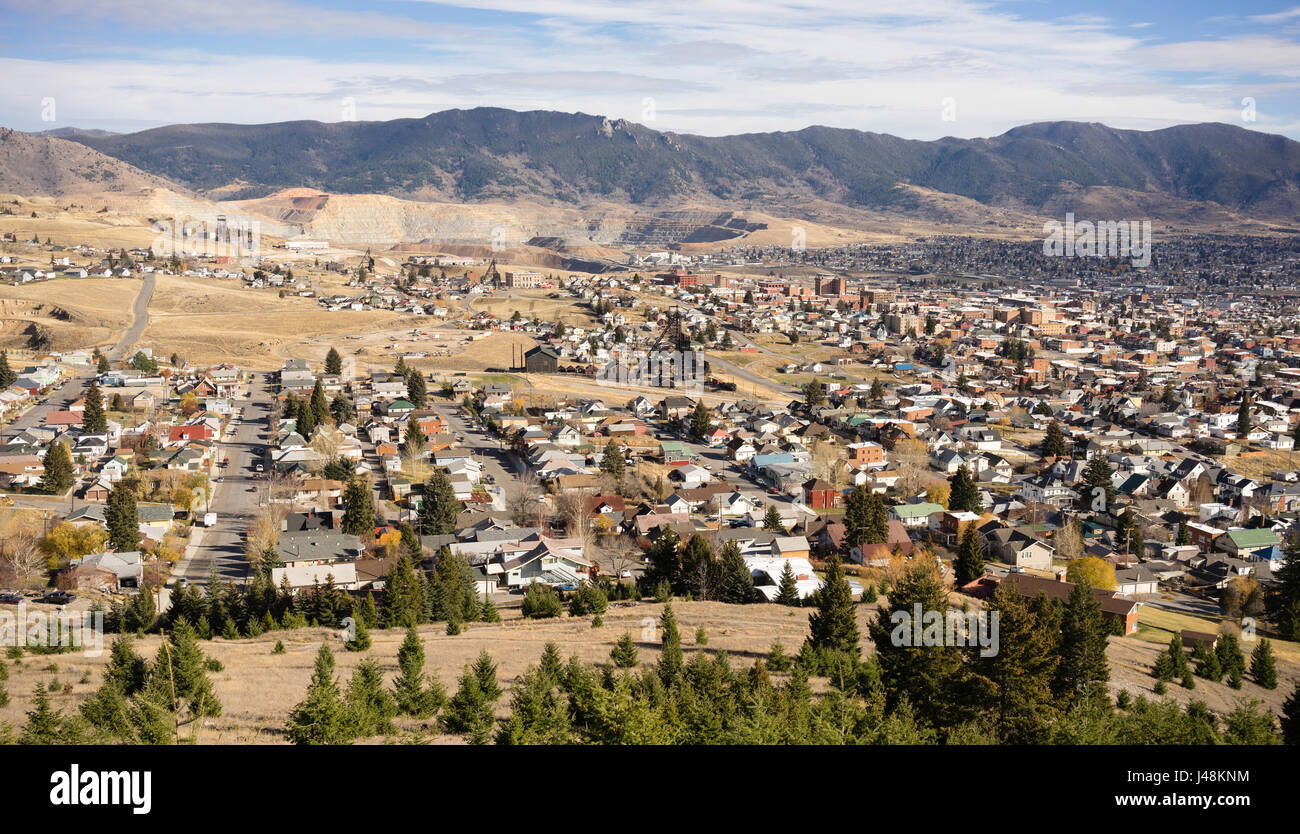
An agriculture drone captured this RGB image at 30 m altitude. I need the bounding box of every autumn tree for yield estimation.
[1066,556,1116,591]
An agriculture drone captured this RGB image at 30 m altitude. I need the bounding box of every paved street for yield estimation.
[108,273,155,361]
[171,374,271,588]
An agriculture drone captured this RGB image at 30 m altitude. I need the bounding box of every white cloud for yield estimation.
[0,0,1296,139]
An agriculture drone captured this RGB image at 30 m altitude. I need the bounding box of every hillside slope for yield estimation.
[60,110,1300,220]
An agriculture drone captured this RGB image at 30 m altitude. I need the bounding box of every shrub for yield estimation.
[521,583,562,619]
[568,583,608,617]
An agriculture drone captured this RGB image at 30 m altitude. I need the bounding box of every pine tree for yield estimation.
[495,665,572,745]
[1194,642,1222,681]
[611,633,639,667]
[948,464,981,513]
[971,584,1062,743]
[296,400,316,438]
[1250,638,1278,689]
[105,482,139,552]
[39,440,73,494]
[139,619,221,742]
[442,665,496,744]
[775,560,800,606]
[406,370,427,408]
[1216,632,1246,681]
[1042,420,1068,458]
[689,400,710,440]
[1080,453,1115,511]
[471,650,502,703]
[104,635,148,695]
[82,382,107,434]
[309,379,329,427]
[1156,634,1190,683]
[0,351,15,388]
[20,681,67,744]
[392,627,445,718]
[953,523,985,586]
[1052,576,1110,704]
[123,584,156,632]
[402,414,425,459]
[345,617,371,652]
[340,476,375,539]
[324,347,343,376]
[285,643,353,744]
[329,394,354,424]
[868,559,966,730]
[521,582,562,618]
[657,603,684,686]
[645,527,681,590]
[418,468,461,535]
[1238,395,1251,437]
[716,539,757,604]
[1267,535,1300,640]
[381,555,425,629]
[432,548,480,623]
[599,438,624,487]
[1281,681,1300,745]
[865,492,889,544]
[762,504,785,533]
[843,486,869,548]
[805,556,859,656]
[344,657,396,737]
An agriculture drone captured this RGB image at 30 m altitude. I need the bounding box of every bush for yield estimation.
[611,633,638,668]
[568,583,608,617]
[273,640,286,654]
[767,642,792,672]
[695,627,708,646]
[521,583,563,619]
[591,615,603,628]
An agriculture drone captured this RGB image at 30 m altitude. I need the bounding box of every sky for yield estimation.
[0,0,1297,140]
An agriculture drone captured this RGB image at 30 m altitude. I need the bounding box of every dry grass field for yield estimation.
[0,277,135,354]
[467,290,601,327]
[3,596,1293,744]
[0,600,823,744]
[1217,449,1298,479]
[0,196,163,250]
[143,275,407,367]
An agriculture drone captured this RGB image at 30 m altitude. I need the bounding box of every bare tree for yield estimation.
[598,535,639,580]
[1054,517,1084,561]
[507,471,547,528]
[893,438,930,497]
[4,532,45,589]
[554,487,596,547]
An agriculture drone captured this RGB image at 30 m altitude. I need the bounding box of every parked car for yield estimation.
[39,591,75,606]
[0,592,23,604]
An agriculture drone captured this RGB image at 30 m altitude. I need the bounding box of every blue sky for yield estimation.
[1,0,1297,140]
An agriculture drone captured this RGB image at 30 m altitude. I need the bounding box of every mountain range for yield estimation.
[39,109,1297,221]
